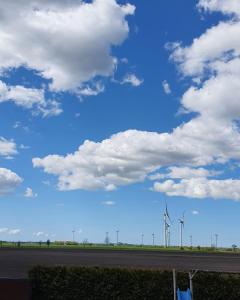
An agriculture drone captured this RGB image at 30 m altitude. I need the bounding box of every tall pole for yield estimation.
[72,230,75,242]
[168,226,171,247]
[211,234,213,247]
[180,222,183,248]
[141,233,144,246]
[152,233,155,246]
[164,212,167,247]
[190,235,193,248]
[215,234,218,248]
[116,230,119,245]
[105,231,109,245]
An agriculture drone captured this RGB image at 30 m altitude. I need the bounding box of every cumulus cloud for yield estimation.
[153,178,240,201]
[24,187,37,198]
[166,167,218,179]
[198,0,240,16]
[121,74,144,87]
[0,168,22,195]
[0,80,62,117]
[171,22,240,77]
[162,80,171,94]
[0,0,135,91]
[0,137,17,157]
[32,0,240,201]
[192,210,199,215]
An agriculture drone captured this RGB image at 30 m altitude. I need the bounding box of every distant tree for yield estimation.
[17,241,21,248]
[232,244,238,252]
[46,239,50,248]
[0,241,2,248]
[39,241,42,247]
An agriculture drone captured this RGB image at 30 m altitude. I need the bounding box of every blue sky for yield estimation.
[0,0,240,247]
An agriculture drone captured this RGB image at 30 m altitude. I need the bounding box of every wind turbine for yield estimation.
[179,212,185,248]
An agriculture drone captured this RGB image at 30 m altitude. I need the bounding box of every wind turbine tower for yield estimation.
[152,233,155,246]
[215,234,218,248]
[179,212,185,248]
[116,230,119,245]
[163,203,171,247]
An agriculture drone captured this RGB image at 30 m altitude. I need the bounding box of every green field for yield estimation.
[0,240,238,254]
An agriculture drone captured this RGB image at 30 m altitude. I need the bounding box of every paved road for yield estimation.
[1,248,240,278]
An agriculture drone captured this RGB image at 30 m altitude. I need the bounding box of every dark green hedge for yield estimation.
[29,266,240,300]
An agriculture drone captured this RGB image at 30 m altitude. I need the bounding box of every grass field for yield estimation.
[0,241,238,254]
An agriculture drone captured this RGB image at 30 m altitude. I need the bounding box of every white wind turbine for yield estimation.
[179,212,185,248]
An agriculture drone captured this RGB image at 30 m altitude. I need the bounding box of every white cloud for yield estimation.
[198,0,240,16]
[0,228,9,234]
[166,166,217,179]
[162,80,171,94]
[122,74,144,87]
[171,21,240,77]
[148,173,166,181]
[0,0,135,92]
[192,210,199,215]
[13,122,29,132]
[8,229,21,235]
[33,231,44,237]
[153,178,240,201]
[0,137,17,157]
[0,168,22,195]
[0,80,62,117]
[19,144,30,150]
[102,200,116,206]
[77,83,105,97]
[32,129,209,191]
[0,228,21,235]
[32,119,240,193]
[24,187,37,198]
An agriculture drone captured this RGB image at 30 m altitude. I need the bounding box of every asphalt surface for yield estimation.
[1,248,240,278]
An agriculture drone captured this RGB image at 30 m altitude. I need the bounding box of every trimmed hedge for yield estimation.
[29,266,240,300]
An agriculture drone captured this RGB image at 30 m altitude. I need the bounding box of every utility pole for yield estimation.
[190,235,193,248]
[116,230,119,245]
[152,233,155,246]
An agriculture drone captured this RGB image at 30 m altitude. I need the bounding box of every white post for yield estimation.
[173,269,176,300]
[189,270,198,300]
